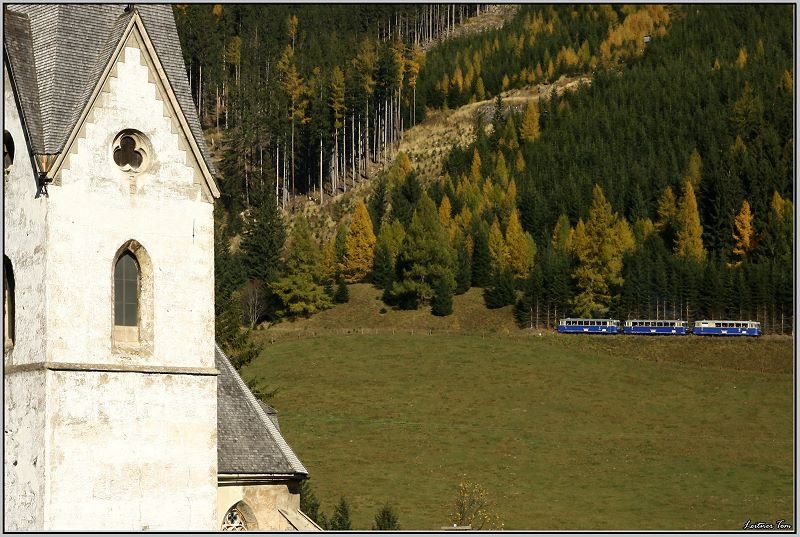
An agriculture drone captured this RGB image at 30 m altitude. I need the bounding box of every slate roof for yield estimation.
[3,4,216,177]
[216,344,308,477]
[3,9,43,152]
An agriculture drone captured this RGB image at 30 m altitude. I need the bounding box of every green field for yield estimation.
[241,330,794,530]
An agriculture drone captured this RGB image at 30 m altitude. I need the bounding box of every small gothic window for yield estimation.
[4,131,14,173]
[114,251,139,326]
[221,506,247,531]
[112,129,150,172]
[4,256,14,350]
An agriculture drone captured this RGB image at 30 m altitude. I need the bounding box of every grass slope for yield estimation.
[244,291,793,530]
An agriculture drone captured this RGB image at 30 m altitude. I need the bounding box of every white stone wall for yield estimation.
[3,67,49,530]
[50,38,215,370]
[6,32,218,530]
[46,371,217,530]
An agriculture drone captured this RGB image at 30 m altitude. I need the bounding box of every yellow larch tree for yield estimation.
[488,217,508,269]
[342,200,376,283]
[731,199,755,267]
[674,180,706,262]
[505,209,535,279]
[519,101,541,143]
[470,148,482,182]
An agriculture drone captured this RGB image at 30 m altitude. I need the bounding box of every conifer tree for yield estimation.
[270,216,332,318]
[494,153,509,187]
[674,180,706,262]
[240,195,286,285]
[342,200,377,283]
[731,199,755,267]
[453,230,472,294]
[571,184,635,317]
[505,209,536,280]
[333,277,350,304]
[683,148,703,191]
[499,115,519,152]
[390,194,456,309]
[438,194,454,243]
[488,217,508,270]
[551,214,573,252]
[484,266,516,308]
[329,497,352,531]
[373,502,400,531]
[431,277,454,316]
[470,221,492,288]
[519,101,541,143]
[372,240,394,290]
[655,185,678,246]
[470,148,482,182]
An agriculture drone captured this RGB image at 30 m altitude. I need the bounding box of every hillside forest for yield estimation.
[172,4,795,367]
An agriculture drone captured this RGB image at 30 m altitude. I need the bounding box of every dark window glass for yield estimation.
[114,252,138,326]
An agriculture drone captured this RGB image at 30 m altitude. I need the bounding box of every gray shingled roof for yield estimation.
[216,344,308,477]
[3,9,43,152]
[3,4,216,177]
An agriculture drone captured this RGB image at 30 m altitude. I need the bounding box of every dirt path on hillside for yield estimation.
[399,74,592,181]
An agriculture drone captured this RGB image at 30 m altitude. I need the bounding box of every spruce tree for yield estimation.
[240,195,286,285]
[333,277,350,304]
[372,240,394,290]
[431,277,454,316]
[484,266,516,309]
[390,194,456,309]
[373,503,400,530]
[470,221,492,288]
[329,497,352,531]
[453,231,472,294]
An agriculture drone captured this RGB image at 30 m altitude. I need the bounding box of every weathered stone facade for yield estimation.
[4,11,218,531]
[4,5,317,531]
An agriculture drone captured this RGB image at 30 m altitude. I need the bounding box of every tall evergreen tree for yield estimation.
[329,497,353,531]
[389,193,456,309]
[571,184,635,317]
[674,180,706,262]
[342,200,377,283]
[240,195,286,285]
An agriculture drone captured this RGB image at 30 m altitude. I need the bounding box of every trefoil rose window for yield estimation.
[112,130,151,172]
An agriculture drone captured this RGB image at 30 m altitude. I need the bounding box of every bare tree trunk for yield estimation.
[275,140,281,207]
[319,136,323,203]
[351,112,356,185]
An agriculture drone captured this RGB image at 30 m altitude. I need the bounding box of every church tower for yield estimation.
[4,5,220,530]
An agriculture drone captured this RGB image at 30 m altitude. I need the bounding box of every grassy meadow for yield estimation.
[242,287,794,530]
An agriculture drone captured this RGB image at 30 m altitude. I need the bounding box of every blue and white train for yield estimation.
[557,318,761,337]
[623,319,688,335]
[692,320,761,337]
[557,318,620,334]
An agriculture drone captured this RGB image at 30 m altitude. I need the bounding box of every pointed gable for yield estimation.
[3,4,217,190]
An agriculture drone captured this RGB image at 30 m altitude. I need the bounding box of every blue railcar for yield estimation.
[693,320,761,337]
[623,319,688,335]
[557,318,620,334]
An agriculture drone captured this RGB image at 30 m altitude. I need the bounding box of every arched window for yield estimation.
[221,502,258,531]
[4,256,15,351]
[112,240,152,350]
[221,506,247,531]
[114,251,139,326]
